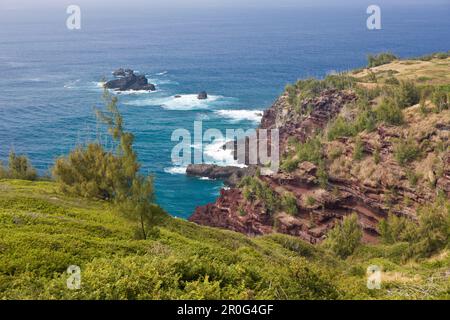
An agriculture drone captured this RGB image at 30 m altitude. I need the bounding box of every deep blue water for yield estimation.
[1,4,449,218]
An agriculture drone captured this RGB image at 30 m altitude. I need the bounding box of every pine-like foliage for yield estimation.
[53,90,163,238]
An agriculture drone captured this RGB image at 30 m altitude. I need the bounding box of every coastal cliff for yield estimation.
[190,56,450,244]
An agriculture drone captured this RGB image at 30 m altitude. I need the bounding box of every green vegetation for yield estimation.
[0,151,37,181]
[1,180,447,299]
[306,196,316,207]
[281,192,298,216]
[353,137,364,161]
[53,91,163,240]
[431,86,450,112]
[281,136,323,173]
[413,51,450,61]
[286,73,356,107]
[378,200,449,258]
[375,99,404,125]
[393,138,421,166]
[393,81,420,109]
[367,52,399,68]
[373,146,381,165]
[323,213,363,259]
[0,179,346,300]
[240,176,280,214]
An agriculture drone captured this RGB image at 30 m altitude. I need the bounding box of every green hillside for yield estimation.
[0,179,448,299]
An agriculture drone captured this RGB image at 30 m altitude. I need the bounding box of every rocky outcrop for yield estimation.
[260,89,357,150]
[198,91,208,100]
[105,69,156,91]
[186,164,257,187]
[112,68,134,77]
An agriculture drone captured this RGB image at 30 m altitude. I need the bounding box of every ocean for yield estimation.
[1,3,449,217]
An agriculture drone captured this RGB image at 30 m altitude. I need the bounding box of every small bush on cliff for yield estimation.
[324,213,363,259]
[378,214,418,245]
[413,200,449,257]
[240,177,280,214]
[393,81,420,108]
[353,138,364,161]
[367,52,398,68]
[296,136,323,165]
[375,99,404,125]
[431,86,449,112]
[378,200,449,258]
[0,151,37,181]
[53,91,163,236]
[393,138,421,166]
[281,136,324,173]
[53,93,138,200]
[327,116,356,140]
[281,192,298,216]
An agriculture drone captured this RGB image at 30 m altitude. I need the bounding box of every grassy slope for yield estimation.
[0,179,448,299]
[353,57,450,85]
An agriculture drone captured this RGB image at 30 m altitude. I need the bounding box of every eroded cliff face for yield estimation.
[189,62,450,244]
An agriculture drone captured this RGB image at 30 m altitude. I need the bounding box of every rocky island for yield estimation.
[104,68,156,91]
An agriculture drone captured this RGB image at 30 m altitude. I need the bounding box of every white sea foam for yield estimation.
[203,139,246,168]
[214,109,263,123]
[64,79,81,89]
[125,94,223,110]
[164,166,187,175]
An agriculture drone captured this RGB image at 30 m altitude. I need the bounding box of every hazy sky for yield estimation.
[2,0,448,10]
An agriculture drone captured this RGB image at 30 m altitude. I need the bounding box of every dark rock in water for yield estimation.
[174,95,182,98]
[197,91,208,100]
[105,70,156,91]
[186,164,256,187]
[112,68,134,77]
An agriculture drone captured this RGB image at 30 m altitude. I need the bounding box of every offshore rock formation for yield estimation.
[105,69,156,91]
[189,62,450,244]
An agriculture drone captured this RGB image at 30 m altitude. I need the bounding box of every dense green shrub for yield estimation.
[378,200,449,258]
[324,213,363,258]
[0,151,37,180]
[327,110,376,141]
[375,99,404,125]
[393,138,421,166]
[327,116,356,140]
[378,214,418,244]
[53,91,162,237]
[296,137,323,165]
[367,52,399,68]
[281,192,298,216]
[240,177,280,214]
[281,136,324,173]
[393,81,420,108]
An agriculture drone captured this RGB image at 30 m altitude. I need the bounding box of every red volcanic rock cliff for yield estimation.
[189,75,450,244]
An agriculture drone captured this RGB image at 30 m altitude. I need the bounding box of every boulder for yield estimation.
[197,91,208,100]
